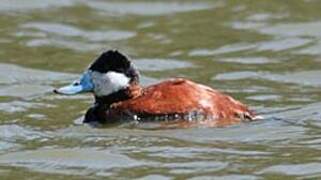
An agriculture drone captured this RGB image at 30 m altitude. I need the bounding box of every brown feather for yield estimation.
[108,78,256,125]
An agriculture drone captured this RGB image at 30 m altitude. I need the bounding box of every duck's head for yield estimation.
[54,50,139,97]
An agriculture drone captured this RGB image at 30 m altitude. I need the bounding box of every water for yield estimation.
[0,0,321,179]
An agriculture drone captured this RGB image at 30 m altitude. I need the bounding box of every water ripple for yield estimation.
[19,22,136,51]
[0,0,74,12]
[21,22,136,42]
[258,163,321,176]
[214,70,321,87]
[134,58,193,71]
[84,1,218,16]
[0,148,148,176]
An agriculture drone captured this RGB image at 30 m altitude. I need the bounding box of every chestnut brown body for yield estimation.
[105,78,256,126]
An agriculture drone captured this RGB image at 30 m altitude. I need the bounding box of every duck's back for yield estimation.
[108,78,256,124]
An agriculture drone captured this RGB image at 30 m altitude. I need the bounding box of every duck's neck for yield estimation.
[94,83,142,108]
[84,83,142,124]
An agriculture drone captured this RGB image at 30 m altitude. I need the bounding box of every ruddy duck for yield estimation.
[54,50,260,127]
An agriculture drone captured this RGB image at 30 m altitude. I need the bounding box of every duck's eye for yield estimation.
[73,81,80,86]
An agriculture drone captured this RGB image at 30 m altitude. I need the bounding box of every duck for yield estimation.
[54,50,261,127]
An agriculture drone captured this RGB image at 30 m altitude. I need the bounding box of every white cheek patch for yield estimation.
[90,71,130,97]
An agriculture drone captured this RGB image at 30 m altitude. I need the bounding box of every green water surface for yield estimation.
[1,0,321,179]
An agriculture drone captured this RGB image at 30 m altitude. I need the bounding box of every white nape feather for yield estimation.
[90,71,130,97]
